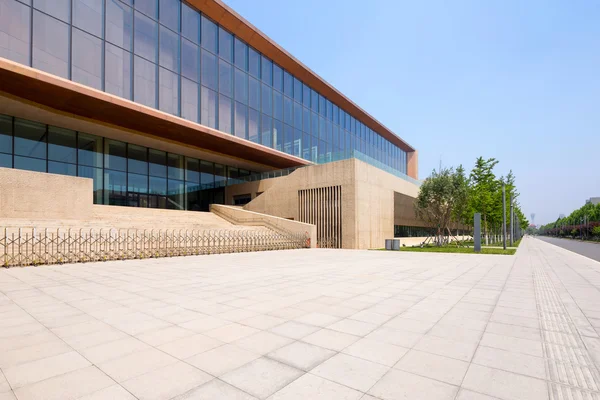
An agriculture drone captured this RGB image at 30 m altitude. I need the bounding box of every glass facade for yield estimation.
[0,114,252,210]
[0,0,409,175]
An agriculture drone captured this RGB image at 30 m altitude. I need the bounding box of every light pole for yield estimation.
[502,183,507,250]
[509,194,514,246]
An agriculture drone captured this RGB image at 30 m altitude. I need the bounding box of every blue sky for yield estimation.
[223,0,600,225]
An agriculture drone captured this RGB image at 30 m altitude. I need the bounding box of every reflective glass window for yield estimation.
[310,90,318,113]
[302,107,310,133]
[33,0,70,22]
[234,68,248,104]
[248,76,260,110]
[283,124,292,155]
[185,157,199,183]
[201,15,217,53]
[234,102,247,139]
[0,115,12,154]
[78,133,102,168]
[261,56,272,85]
[181,77,199,122]
[72,28,102,90]
[159,67,179,115]
[273,119,282,151]
[134,56,157,108]
[248,108,259,143]
[149,175,166,194]
[134,11,158,62]
[15,156,45,172]
[128,144,147,175]
[261,115,271,147]
[73,0,103,37]
[106,0,133,51]
[159,26,179,71]
[201,49,217,90]
[128,172,148,194]
[149,149,166,177]
[327,100,333,121]
[283,71,293,97]
[33,11,69,79]
[159,0,179,31]
[234,38,247,70]
[214,163,226,187]
[294,129,302,157]
[273,91,283,121]
[0,0,30,65]
[49,161,76,176]
[200,160,213,188]
[135,0,157,19]
[319,95,326,116]
[105,44,132,99]
[218,27,233,62]
[333,104,339,125]
[14,119,46,159]
[293,78,302,103]
[261,84,272,116]
[104,139,126,171]
[303,84,311,108]
[200,86,217,129]
[219,60,233,97]
[181,38,199,81]
[302,132,310,160]
[311,112,318,136]
[248,47,259,78]
[294,102,302,130]
[283,97,293,126]
[181,2,199,42]
[104,169,127,205]
[48,126,76,164]
[272,64,283,92]
[78,165,103,203]
[168,153,184,180]
[218,94,232,134]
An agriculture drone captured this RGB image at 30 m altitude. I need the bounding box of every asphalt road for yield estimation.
[537,236,600,262]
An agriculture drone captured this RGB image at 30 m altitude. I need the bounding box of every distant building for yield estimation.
[586,198,600,206]
[559,214,566,219]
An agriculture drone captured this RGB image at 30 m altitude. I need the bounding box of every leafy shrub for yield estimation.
[593,226,600,237]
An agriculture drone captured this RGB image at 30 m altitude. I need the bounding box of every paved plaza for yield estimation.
[1,238,600,400]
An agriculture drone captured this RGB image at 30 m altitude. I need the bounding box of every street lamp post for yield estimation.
[502,183,507,250]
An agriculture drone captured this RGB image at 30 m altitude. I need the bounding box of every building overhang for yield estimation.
[193,0,416,154]
[0,58,311,170]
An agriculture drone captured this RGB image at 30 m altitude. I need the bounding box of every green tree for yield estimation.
[469,157,499,244]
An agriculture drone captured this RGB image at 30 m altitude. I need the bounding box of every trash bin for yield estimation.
[385,239,392,250]
[392,239,400,250]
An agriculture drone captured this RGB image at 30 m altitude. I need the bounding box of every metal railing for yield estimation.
[0,228,310,268]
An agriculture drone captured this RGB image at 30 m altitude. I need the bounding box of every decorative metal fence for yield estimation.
[0,228,310,268]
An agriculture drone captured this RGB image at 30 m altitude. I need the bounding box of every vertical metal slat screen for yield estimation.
[298,186,342,248]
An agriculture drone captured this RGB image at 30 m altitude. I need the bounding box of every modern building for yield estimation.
[586,198,600,206]
[0,0,422,249]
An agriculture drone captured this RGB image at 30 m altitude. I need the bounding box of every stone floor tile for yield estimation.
[455,388,501,399]
[158,333,223,359]
[97,347,178,382]
[268,341,335,371]
[484,322,541,341]
[479,332,543,357]
[427,323,484,344]
[122,361,212,400]
[3,351,90,389]
[61,328,128,350]
[461,364,549,400]
[80,336,150,364]
[342,338,409,367]
[233,331,293,355]
[0,392,16,400]
[204,323,260,343]
[302,328,361,351]
[77,384,137,400]
[413,334,478,362]
[394,349,469,385]
[269,373,363,400]
[383,317,436,334]
[186,344,260,376]
[0,340,73,369]
[368,368,459,400]
[327,318,378,337]
[240,314,286,330]
[0,330,58,354]
[348,310,391,325]
[311,353,389,392]
[269,321,320,340]
[295,312,341,327]
[366,326,423,348]
[221,357,303,399]
[179,315,230,333]
[472,346,546,379]
[136,325,196,346]
[175,379,257,399]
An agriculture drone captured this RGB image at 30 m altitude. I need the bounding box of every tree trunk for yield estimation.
[484,214,489,245]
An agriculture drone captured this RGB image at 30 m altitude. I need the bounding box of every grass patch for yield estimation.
[375,245,516,255]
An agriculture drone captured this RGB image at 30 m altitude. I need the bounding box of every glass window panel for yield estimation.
[218,27,233,62]
[200,86,217,129]
[134,11,157,62]
[261,84,272,116]
[106,0,133,50]
[168,153,184,180]
[32,11,69,79]
[105,43,132,99]
[14,119,46,159]
[283,124,293,155]
[214,163,226,187]
[327,100,333,121]
[15,156,45,172]
[218,94,232,134]
[333,104,339,125]
[283,96,293,126]
[201,49,217,90]
[72,28,102,90]
[181,38,199,81]
[135,0,157,19]
[311,112,318,136]
[78,133,102,168]
[248,47,259,78]
[159,26,179,71]
[234,68,248,104]
[248,108,259,143]
[200,160,213,188]
[127,144,147,175]
[273,91,283,121]
[33,0,70,22]
[272,64,283,92]
[234,38,247,70]
[302,132,310,160]
[261,114,271,148]
[104,139,126,171]
[234,101,247,139]
[0,115,13,155]
[181,2,199,42]
[73,0,103,37]
[181,77,198,122]
[283,71,293,97]
[302,107,310,133]
[78,165,103,203]
[149,175,166,195]
[273,119,282,151]
[185,157,199,183]
[294,129,302,157]
[159,0,179,31]
[218,60,233,97]
[104,169,127,205]
[326,120,333,143]
[293,102,302,129]
[293,78,302,103]
[134,56,157,108]
[261,56,272,85]
[319,95,326,116]
[49,161,76,176]
[159,67,179,115]
[48,126,76,163]
[128,172,148,193]
[248,76,260,111]
[167,179,184,209]
[0,0,31,65]
[149,149,166,177]
[201,15,217,53]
